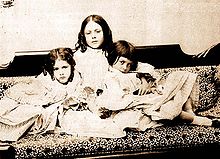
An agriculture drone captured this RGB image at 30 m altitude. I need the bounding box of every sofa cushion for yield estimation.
[12,124,220,159]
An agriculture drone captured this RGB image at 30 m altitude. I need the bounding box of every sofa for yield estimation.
[0,43,220,159]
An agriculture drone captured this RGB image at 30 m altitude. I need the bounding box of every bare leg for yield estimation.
[179,111,213,126]
[179,111,194,123]
[180,97,220,127]
[183,97,195,116]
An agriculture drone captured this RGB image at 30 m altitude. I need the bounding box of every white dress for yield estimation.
[31,70,126,138]
[74,47,109,91]
[0,78,54,141]
[92,65,198,132]
[29,69,84,134]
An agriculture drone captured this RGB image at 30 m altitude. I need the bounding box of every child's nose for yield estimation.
[91,32,96,38]
[59,71,64,75]
[122,65,128,70]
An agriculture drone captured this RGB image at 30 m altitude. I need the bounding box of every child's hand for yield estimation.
[137,82,152,95]
[98,107,113,119]
[61,97,79,110]
[135,73,158,95]
[153,84,163,95]
[137,76,155,95]
[83,87,95,95]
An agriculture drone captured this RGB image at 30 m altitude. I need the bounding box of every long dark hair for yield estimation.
[43,48,76,83]
[107,40,138,71]
[75,14,113,55]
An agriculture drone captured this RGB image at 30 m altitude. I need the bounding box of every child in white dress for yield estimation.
[92,40,220,131]
[73,14,112,92]
[32,47,126,138]
[73,15,149,96]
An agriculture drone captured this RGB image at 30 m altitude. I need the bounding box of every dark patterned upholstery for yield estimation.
[12,124,220,159]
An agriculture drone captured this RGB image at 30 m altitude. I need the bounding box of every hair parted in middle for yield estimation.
[75,14,113,54]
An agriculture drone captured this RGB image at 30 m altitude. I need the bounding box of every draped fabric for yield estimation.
[29,70,85,134]
[0,84,43,142]
[91,70,198,134]
[140,71,198,121]
[0,61,198,140]
[0,71,75,141]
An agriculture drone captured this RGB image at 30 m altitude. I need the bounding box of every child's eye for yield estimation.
[62,66,68,69]
[127,63,132,68]
[54,67,59,71]
[95,29,101,33]
[85,31,91,35]
[120,61,125,65]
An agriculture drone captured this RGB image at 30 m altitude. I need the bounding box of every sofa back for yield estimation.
[135,43,220,68]
[0,43,219,76]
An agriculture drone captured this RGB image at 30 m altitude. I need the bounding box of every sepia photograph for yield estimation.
[0,0,220,158]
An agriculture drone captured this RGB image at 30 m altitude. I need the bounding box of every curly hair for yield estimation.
[43,48,76,83]
[75,14,113,55]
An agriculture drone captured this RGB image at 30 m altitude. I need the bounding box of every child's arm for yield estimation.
[136,62,160,79]
[134,62,161,95]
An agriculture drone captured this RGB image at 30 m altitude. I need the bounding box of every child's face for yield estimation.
[112,56,133,73]
[84,20,104,49]
[53,60,71,84]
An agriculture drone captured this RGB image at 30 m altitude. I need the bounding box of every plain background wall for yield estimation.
[0,0,220,62]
